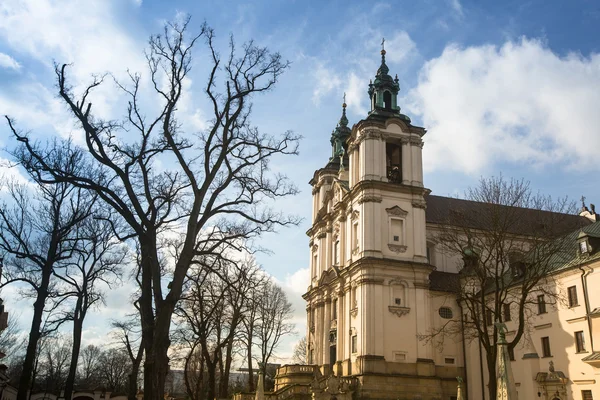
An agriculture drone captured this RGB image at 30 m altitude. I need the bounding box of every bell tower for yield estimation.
[301,44,456,400]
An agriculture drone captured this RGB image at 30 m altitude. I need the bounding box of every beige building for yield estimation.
[271,48,600,400]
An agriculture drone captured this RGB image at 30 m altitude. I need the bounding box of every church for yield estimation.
[269,47,600,400]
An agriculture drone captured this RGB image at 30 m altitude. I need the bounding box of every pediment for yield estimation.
[386,205,408,218]
[317,268,338,287]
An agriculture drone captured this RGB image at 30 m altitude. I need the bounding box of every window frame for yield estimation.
[568,285,579,307]
[575,330,586,353]
[582,390,593,400]
[351,335,357,354]
[541,336,552,357]
[537,294,547,314]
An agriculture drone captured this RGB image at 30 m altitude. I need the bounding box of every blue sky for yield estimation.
[1,0,600,361]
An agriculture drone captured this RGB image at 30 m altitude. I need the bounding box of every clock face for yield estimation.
[580,241,588,253]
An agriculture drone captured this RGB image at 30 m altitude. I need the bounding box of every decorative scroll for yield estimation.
[388,244,408,253]
[388,306,410,317]
[358,195,383,204]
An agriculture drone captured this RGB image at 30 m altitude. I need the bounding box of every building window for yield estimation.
[351,335,357,353]
[386,142,402,183]
[390,218,404,244]
[537,295,547,314]
[352,222,359,251]
[582,390,593,400]
[575,331,586,353]
[312,253,318,278]
[541,336,552,357]
[383,90,392,110]
[485,308,493,326]
[332,299,337,320]
[503,303,511,322]
[508,346,515,361]
[309,349,314,364]
[568,286,579,307]
[439,307,453,319]
[444,357,455,364]
[333,237,340,265]
[351,286,358,308]
[580,240,589,254]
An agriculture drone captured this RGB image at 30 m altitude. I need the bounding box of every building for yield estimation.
[270,46,600,400]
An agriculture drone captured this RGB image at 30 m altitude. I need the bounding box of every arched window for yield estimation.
[439,307,453,319]
[386,142,402,183]
[383,91,392,110]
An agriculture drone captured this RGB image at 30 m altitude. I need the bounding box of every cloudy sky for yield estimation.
[1,0,600,362]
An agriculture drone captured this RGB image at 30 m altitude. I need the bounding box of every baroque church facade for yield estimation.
[268,48,600,400]
[298,47,463,400]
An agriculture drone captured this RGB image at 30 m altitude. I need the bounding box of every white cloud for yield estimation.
[448,0,464,18]
[0,52,20,70]
[311,30,417,114]
[407,38,600,174]
[312,62,343,105]
[0,0,145,123]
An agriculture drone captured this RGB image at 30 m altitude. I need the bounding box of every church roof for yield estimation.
[425,194,591,236]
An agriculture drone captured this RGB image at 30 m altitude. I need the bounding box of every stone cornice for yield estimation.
[357,195,383,204]
[351,117,426,138]
[412,200,427,209]
[350,180,430,199]
[355,277,385,286]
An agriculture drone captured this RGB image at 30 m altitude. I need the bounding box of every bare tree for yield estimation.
[97,348,131,394]
[292,336,307,365]
[241,282,260,391]
[424,176,583,399]
[0,313,23,363]
[37,335,72,395]
[77,344,102,388]
[54,216,126,400]
[177,258,261,400]
[112,316,144,400]
[5,17,299,399]
[0,178,92,400]
[255,281,295,381]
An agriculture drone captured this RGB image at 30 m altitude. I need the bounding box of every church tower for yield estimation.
[302,44,462,400]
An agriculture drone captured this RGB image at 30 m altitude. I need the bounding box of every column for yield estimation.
[315,302,323,365]
[322,298,331,367]
[401,138,411,185]
[410,140,420,186]
[412,205,427,260]
[416,142,424,186]
[415,282,433,361]
[336,290,345,365]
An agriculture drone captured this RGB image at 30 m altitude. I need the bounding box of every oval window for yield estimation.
[439,307,453,319]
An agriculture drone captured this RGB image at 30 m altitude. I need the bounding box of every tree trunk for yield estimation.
[486,350,497,400]
[219,340,234,398]
[247,321,254,392]
[205,360,217,400]
[16,275,49,400]
[128,337,144,400]
[143,312,171,400]
[64,305,85,400]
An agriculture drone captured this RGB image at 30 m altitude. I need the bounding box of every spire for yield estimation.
[326,93,351,170]
[367,39,411,122]
[339,92,348,127]
[377,37,390,77]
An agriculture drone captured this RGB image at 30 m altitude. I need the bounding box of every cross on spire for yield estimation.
[343,92,346,106]
[381,37,385,51]
[581,195,587,208]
